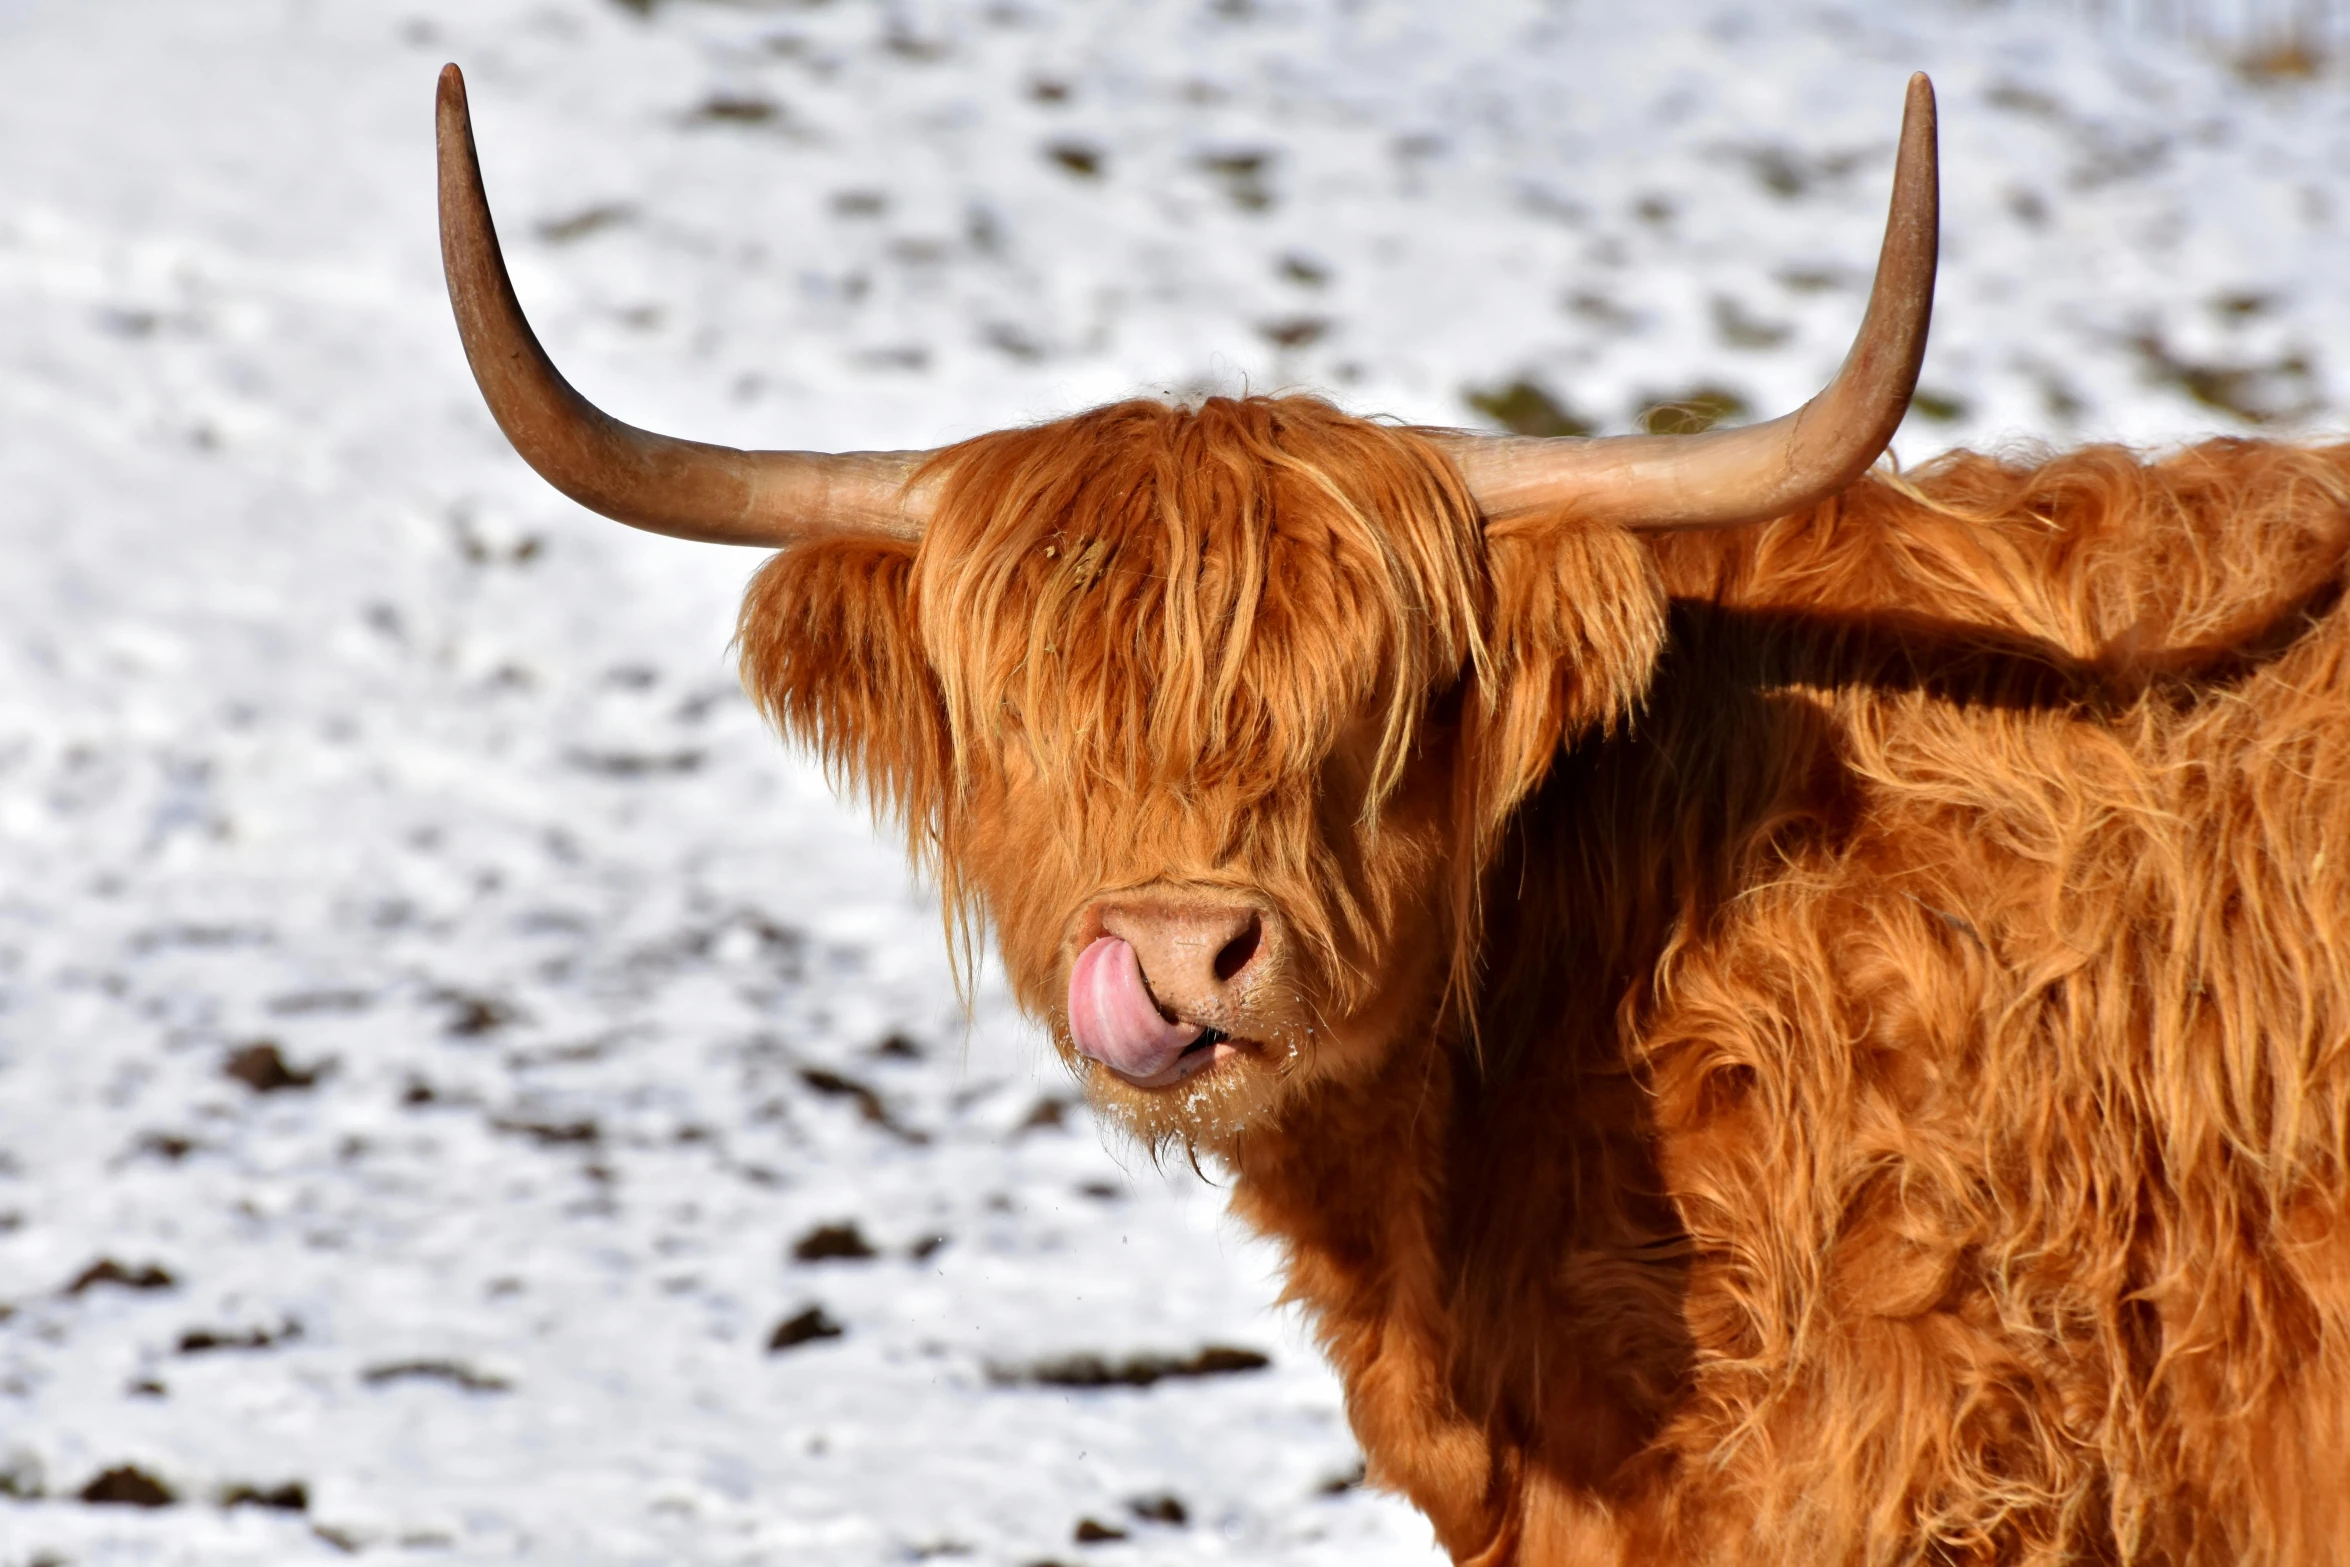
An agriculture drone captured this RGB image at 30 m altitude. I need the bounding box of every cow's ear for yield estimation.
[738,538,949,838]
[1458,520,1667,852]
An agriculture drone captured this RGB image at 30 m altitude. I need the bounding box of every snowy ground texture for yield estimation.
[2,1,2347,1563]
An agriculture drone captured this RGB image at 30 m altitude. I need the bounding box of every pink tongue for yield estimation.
[1067,936,1201,1081]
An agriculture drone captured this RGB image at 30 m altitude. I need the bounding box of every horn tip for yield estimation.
[1898,73,1938,161]
[438,62,467,113]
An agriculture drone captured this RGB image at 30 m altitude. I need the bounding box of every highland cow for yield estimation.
[438,64,2350,1566]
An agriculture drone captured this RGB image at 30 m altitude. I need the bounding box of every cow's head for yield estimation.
[436,65,1938,1148]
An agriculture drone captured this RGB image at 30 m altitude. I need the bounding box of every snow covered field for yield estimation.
[1,1,2345,1563]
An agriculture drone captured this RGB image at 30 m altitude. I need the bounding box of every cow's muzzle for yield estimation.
[1066,898,1276,1087]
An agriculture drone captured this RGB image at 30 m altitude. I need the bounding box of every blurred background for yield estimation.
[1,1,2344,1563]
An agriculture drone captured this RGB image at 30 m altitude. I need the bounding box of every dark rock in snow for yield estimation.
[792,1222,878,1263]
[312,1521,365,1553]
[267,988,374,1017]
[80,1465,176,1507]
[990,1345,1270,1389]
[491,1115,601,1148]
[1015,1096,1071,1134]
[767,1306,845,1351]
[434,990,520,1037]
[178,1318,299,1354]
[1318,1459,1367,1495]
[223,1040,324,1092]
[360,1359,512,1393]
[564,746,705,778]
[221,1479,309,1511]
[1045,140,1104,178]
[65,1258,177,1295]
[798,1067,928,1143]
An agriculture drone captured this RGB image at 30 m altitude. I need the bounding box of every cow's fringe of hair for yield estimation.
[913,396,1490,822]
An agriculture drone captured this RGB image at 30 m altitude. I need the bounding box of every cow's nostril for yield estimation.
[1213,914,1262,983]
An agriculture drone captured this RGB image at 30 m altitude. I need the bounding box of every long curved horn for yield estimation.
[437,65,932,546]
[1442,73,1938,532]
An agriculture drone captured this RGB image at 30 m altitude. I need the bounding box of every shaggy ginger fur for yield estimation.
[740,396,2350,1566]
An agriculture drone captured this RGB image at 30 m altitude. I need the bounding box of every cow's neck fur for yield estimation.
[1229,1007,1688,1563]
[1229,669,1756,1563]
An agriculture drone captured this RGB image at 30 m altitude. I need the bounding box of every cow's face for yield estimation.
[742,397,1664,1149]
